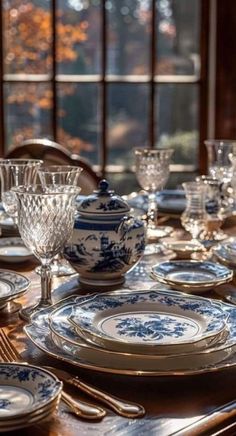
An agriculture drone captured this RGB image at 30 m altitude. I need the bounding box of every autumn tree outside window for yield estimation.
[0,1,208,192]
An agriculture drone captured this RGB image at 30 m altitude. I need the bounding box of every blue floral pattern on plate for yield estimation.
[0,363,62,418]
[68,290,227,352]
[151,260,233,292]
[25,290,236,376]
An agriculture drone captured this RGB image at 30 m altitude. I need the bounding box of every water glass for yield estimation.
[204,140,236,183]
[135,148,173,239]
[181,181,208,242]
[13,184,80,320]
[37,165,83,276]
[0,159,42,223]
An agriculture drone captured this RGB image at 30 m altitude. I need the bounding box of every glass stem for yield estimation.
[40,262,52,307]
[147,191,157,229]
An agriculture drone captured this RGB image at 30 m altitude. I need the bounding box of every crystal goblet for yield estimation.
[13,184,80,321]
[135,148,173,240]
[37,165,83,276]
[0,159,42,224]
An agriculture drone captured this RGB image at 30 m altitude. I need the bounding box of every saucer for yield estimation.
[163,240,205,259]
[0,238,34,263]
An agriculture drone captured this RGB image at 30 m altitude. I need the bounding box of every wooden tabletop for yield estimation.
[1,219,236,436]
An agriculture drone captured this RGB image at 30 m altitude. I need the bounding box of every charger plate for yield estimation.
[25,291,236,377]
[68,290,227,354]
[151,260,233,292]
[49,296,228,357]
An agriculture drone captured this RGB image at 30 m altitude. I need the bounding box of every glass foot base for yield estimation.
[19,301,52,322]
[35,262,76,277]
[0,301,21,315]
[147,226,174,241]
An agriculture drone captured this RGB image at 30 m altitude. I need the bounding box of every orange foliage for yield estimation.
[4,1,87,74]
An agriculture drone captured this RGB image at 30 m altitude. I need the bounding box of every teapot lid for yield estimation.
[77,179,130,215]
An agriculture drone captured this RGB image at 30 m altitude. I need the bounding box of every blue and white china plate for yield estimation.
[0,278,15,300]
[213,239,236,267]
[151,260,233,292]
[0,269,30,302]
[123,190,186,215]
[68,290,227,353]
[0,363,62,418]
[25,291,236,376]
[49,293,227,356]
[0,238,34,263]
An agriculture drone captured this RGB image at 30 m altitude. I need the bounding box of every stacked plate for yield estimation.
[0,269,30,310]
[0,362,62,432]
[151,260,233,292]
[213,238,236,268]
[24,288,236,376]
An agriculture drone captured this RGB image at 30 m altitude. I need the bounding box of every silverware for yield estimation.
[45,366,145,418]
[0,329,145,418]
[0,329,106,421]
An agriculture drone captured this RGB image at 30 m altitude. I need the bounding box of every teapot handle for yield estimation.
[116,216,136,240]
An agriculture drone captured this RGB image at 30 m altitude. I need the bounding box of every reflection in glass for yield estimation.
[108,84,149,166]
[156,84,199,166]
[4,83,53,149]
[57,83,100,163]
[156,0,200,76]
[3,0,52,74]
[107,0,151,75]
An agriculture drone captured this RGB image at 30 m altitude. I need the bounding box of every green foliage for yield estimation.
[158,130,198,165]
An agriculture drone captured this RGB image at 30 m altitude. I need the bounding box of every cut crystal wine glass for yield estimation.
[37,165,83,276]
[0,159,42,224]
[13,184,80,321]
[204,139,236,183]
[135,148,173,239]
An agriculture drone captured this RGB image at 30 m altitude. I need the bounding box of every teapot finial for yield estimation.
[98,179,109,194]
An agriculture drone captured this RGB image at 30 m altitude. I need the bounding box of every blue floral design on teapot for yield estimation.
[64,180,146,289]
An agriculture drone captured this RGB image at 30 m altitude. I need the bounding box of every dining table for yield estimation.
[1,215,236,436]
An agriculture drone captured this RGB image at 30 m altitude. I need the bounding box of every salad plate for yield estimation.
[151,260,233,292]
[68,290,227,354]
[0,238,34,263]
[49,294,228,357]
[24,291,236,376]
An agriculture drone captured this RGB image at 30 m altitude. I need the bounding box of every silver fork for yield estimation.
[0,329,106,421]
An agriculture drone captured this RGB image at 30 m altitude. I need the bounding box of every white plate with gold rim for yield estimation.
[151,260,233,292]
[24,291,236,377]
[0,238,34,263]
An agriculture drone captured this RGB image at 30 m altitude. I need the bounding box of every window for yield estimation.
[0,1,208,192]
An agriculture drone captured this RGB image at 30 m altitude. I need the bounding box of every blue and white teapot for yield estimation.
[64,179,146,288]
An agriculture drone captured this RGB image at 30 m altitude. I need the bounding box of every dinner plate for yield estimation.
[68,290,227,354]
[25,291,236,376]
[49,295,228,357]
[151,260,233,292]
[0,238,34,263]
